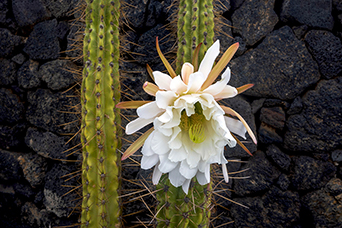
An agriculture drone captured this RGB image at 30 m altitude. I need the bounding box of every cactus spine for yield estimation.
[176,0,215,73]
[156,0,215,227]
[81,0,121,227]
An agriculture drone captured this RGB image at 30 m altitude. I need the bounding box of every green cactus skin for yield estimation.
[81,0,121,227]
[156,0,215,227]
[176,0,215,74]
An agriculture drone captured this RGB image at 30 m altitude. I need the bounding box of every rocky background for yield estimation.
[1,0,342,227]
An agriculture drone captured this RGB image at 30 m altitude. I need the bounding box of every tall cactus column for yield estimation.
[155,0,215,227]
[81,0,121,227]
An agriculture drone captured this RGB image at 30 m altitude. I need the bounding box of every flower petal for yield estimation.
[156,91,177,109]
[152,164,163,185]
[168,147,187,162]
[203,67,231,96]
[180,160,198,179]
[126,117,153,135]
[196,170,210,185]
[214,85,237,100]
[224,116,247,139]
[169,166,186,187]
[153,71,172,90]
[137,101,163,119]
[222,163,229,183]
[151,131,170,155]
[158,154,178,173]
[141,154,159,169]
[182,179,191,195]
[186,72,206,93]
[181,62,194,84]
[141,130,155,156]
[198,40,220,79]
[170,75,188,94]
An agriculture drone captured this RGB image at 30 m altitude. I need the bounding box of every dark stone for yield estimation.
[24,19,60,60]
[232,0,278,46]
[26,89,79,134]
[251,98,265,114]
[277,174,290,191]
[65,21,84,64]
[133,24,175,64]
[39,60,77,90]
[302,188,342,227]
[292,25,308,40]
[305,30,342,79]
[260,107,286,130]
[146,0,163,28]
[11,53,26,65]
[0,28,22,58]
[214,17,233,54]
[0,149,23,181]
[0,88,25,125]
[42,0,78,18]
[258,123,283,144]
[332,149,342,162]
[333,0,342,13]
[231,187,300,227]
[287,97,303,115]
[25,128,69,160]
[325,178,342,195]
[44,163,78,217]
[0,122,28,150]
[291,156,336,191]
[233,36,247,56]
[229,26,320,100]
[284,78,342,152]
[56,21,69,40]
[13,182,35,199]
[222,96,257,158]
[0,0,8,24]
[34,190,44,204]
[214,0,231,15]
[17,60,41,89]
[162,0,177,23]
[0,58,16,86]
[266,144,291,171]
[17,153,48,188]
[21,202,51,227]
[12,0,51,27]
[263,98,290,109]
[233,151,281,196]
[230,0,246,11]
[122,0,147,29]
[280,0,334,30]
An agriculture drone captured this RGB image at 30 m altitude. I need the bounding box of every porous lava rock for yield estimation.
[266,144,291,171]
[0,58,16,86]
[12,0,51,27]
[17,60,41,89]
[229,26,320,100]
[260,106,285,130]
[0,149,23,181]
[0,88,24,125]
[0,28,22,58]
[232,0,278,46]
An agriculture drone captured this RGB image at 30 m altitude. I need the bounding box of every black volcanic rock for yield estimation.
[0,0,8,24]
[12,0,51,27]
[25,128,69,160]
[266,144,291,171]
[284,77,342,152]
[232,0,278,46]
[17,60,41,89]
[260,106,285,130]
[26,89,79,134]
[229,26,320,100]
[258,123,283,144]
[287,97,303,115]
[0,122,28,150]
[122,0,147,29]
[0,88,24,125]
[42,0,78,18]
[231,187,300,227]
[291,156,336,191]
[234,151,281,196]
[24,20,60,60]
[39,60,77,91]
[66,21,84,64]
[0,28,22,58]
[280,0,334,30]
[0,58,16,86]
[305,30,342,79]
[0,149,23,181]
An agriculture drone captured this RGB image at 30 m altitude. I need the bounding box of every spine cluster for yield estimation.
[81,0,121,227]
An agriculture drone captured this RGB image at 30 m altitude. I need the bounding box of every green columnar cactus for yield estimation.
[81,0,121,227]
[176,0,215,73]
[156,0,215,227]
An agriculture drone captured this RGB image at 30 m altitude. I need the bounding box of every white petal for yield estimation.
[181,62,194,84]
[137,101,163,119]
[196,171,210,185]
[141,131,155,156]
[152,165,163,185]
[182,179,191,194]
[169,166,186,187]
[168,127,182,149]
[158,154,178,173]
[141,154,159,169]
[214,85,238,100]
[186,72,206,93]
[151,131,170,155]
[157,107,173,123]
[222,163,229,183]
[126,117,153,135]
[203,67,231,96]
[156,91,177,109]
[198,40,220,79]
[168,147,187,162]
[153,71,172,90]
[170,75,188,94]
[224,116,247,139]
[186,150,201,169]
[180,160,198,179]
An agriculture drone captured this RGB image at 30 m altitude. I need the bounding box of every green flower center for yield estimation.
[180,102,206,144]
